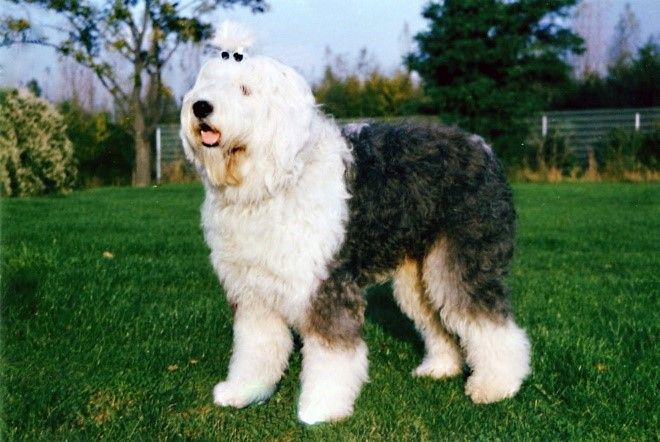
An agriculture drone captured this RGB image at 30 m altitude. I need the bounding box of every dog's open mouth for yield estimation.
[199,123,221,147]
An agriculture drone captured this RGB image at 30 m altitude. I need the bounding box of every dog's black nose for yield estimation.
[192,100,213,119]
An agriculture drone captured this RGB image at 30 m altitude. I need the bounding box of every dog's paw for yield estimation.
[465,373,522,404]
[298,396,353,425]
[412,353,462,379]
[212,381,275,408]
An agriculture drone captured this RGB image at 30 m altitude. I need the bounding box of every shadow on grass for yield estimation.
[364,283,424,354]
[1,264,40,320]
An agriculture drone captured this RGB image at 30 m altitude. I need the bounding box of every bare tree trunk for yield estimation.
[131,54,151,186]
[132,102,151,186]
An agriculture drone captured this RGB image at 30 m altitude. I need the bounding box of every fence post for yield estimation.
[634,112,640,131]
[541,114,548,137]
[156,126,162,184]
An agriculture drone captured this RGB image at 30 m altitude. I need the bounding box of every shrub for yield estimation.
[58,100,134,187]
[637,126,660,170]
[523,129,577,175]
[0,89,77,197]
[314,68,427,118]
[602,127,660,179]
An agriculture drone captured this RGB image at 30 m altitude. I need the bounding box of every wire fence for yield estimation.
[156,107,660,181]
[531,107,660,163]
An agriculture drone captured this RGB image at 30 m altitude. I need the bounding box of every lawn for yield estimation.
[1,183,658,440]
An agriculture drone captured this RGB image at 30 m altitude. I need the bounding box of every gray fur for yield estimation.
[307,122,516,343]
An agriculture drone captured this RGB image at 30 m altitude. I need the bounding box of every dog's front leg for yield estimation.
[297,275,368,424]
[213,301,293,408]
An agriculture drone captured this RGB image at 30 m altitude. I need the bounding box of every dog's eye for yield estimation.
[240,85,252,96]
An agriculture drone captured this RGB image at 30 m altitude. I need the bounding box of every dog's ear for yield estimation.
[264,67,316,190]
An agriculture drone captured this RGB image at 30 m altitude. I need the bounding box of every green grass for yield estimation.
[1,183,658,440]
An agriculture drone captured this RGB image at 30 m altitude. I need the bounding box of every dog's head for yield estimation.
[181,21,316,198]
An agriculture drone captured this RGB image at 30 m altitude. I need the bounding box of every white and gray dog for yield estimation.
[180,22,530,424]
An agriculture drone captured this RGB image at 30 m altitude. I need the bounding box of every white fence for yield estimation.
[156,107,660,180]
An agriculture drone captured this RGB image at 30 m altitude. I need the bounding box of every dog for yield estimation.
[180,22,530,425]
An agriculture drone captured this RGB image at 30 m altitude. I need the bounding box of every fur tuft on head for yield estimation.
[213,21,255,53]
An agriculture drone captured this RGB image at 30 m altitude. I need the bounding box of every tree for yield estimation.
[553,37,659,109]
[571,0,610,78]
[608,2,641,68]
[406,0,583,160]
[1,0,267,186]
[58,98,134,186]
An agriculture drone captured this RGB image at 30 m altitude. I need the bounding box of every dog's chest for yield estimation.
[201,191,347,316]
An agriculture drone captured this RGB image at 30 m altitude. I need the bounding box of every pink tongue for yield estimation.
[201,129,220,145]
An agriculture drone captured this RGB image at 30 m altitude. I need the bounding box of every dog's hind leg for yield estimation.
[422,238,530,404]
[392,257,463,379]
[213,301,293,408]
[297,274,368,425]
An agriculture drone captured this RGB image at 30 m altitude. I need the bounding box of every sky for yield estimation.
[0,0,658,105]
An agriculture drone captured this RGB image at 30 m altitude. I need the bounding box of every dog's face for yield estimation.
[181,53,316,197]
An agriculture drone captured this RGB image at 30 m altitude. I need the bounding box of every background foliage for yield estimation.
[314,66,428,118]
[58,100,134,187]
[2,1,658,188]
[1,0,268,186]
[555,39,660,110]
[601,126,660,178]
[0,88,77,196]
[405,0,583,162]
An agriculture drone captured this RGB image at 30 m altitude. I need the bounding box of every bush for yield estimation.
[58,100,134,187]
[601,127,659,178]
[637,126,660,170]
[314,68,428,118]
[522,129,577,175]
[0,89,77,197]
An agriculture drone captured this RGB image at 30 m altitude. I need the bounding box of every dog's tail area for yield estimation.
[213,21,255,53]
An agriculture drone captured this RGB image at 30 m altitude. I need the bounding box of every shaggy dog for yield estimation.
[180,22,530,425]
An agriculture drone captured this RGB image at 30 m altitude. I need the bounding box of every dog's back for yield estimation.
[340,122,515,314]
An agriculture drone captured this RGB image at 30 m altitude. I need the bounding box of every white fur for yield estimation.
[422,239,531,403]
[199,120,351,325]
[181,28,352,324]
[298,336,368,424]
[181,22,359,423]
[213,21,255,53]
[461,319,531,403]
[181,47,333,202]
[469,134,493,154]
[343,122,369,137]
[213,302,292,408]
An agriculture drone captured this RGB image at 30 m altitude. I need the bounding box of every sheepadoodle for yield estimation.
[180,22,530,424]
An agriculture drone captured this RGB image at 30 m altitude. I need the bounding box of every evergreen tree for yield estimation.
[406,0,583,160]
